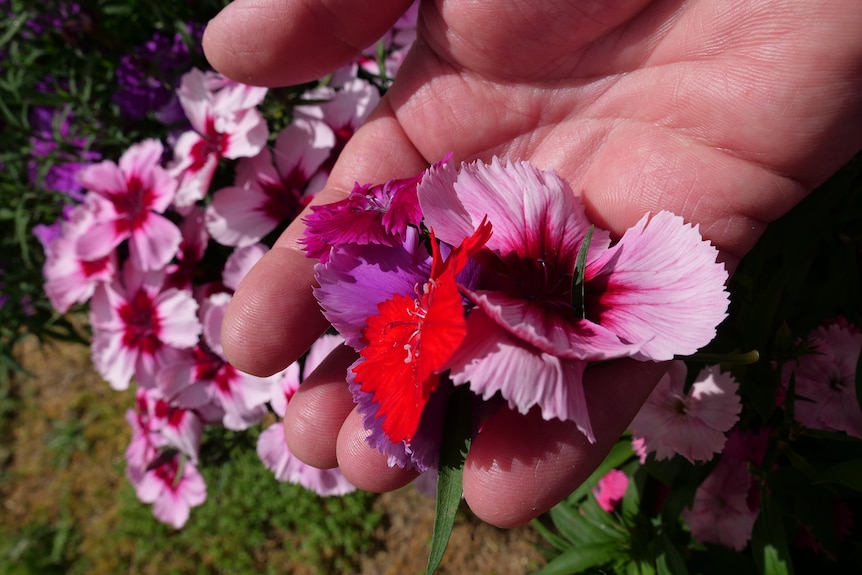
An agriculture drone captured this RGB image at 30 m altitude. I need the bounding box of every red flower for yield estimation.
[353,219,492,443]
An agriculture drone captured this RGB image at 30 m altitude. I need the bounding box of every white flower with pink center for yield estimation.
[416,158,730,442]
[135,452,207,529]
[90,264,201,390]
[75,139,181,271]
[296,77,380,173]
[43,198,116,313]
[157,291,276,430]
[682,458,759,550]
[205,117,334,247]
[257,334,356,496]
[630,362,741,463]
[781,319,862,439]
[170,68,269,209]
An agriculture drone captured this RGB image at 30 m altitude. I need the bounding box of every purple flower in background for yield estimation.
[113,25,204,121]
[28,106,100,200]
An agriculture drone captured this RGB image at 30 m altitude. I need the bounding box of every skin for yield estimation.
[203,0,862,527]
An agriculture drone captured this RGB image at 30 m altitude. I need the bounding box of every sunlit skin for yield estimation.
[204,0,862,527]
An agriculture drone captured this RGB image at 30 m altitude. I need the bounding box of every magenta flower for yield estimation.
[418,158,729,441]
[75,139,181,271]
[135,452,207,529]
[170,69,269,209]
[206,117,334,247]
[593,469,629,512]
[302,165,425,262]
[90,264,201,390]
[682,458,759,550]
[630,362,741,463]
[781,319,862,439]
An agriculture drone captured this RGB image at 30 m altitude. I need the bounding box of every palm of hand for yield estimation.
[204,0,861,527]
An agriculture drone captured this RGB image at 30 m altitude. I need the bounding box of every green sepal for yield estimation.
[571,225,594,317]
[426,385,472,575]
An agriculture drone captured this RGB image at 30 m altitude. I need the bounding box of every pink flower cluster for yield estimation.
[306,157,730,471]
[36,43,412,525]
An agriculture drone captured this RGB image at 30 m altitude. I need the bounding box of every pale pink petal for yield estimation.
[304,334,345,377]
[175,68,211,133]
[222,244,268,291]
[689,366,742,433]
[470,291,641,361]
[272,117,335,182]
[174,151,219,209]
[212,80,267,114]
[154,288,201,349]
[206,185,276,247]
[90,323,137,390]
[76,218,127,263]
[160,409,203,463]
[448,310,594,441]
[128,212,182,271]
[76,159,127,197]
[257,422,292,479]
[586,211,729,360]
[222,108,269,160]
[200,292,231,359]
[270,362,301,417]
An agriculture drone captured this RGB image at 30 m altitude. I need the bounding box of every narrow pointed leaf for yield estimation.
[571,225,594,317]
[426,385,472,575]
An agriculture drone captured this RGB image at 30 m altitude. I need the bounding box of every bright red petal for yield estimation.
[354,219,493,443]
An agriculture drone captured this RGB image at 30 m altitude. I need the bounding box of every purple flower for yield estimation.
[113,25,204,121]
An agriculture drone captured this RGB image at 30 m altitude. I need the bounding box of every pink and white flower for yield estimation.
[170,69,269,209]
[135,452,207,529]
[206,117,334,247]
[42,199,116,313]
[781,319,862,439]
[630,362,741,463]
[90,263,201,390]
[157,291,274,430]
[419,158,730,441]
[682,458,759,550]
[257,334,356,495]
[75,139,181,271]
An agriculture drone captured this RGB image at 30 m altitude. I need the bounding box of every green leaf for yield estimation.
[655,532,688,575]
[571,225,594,317]
[533,543,619,575]
[813,458,862,491]
[425,385,472,575]
[751,490,794,575]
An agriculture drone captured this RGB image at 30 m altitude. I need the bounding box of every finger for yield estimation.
[336,408,419,491]
[463,360,667,528]
[221,99,427,376]
[203,0,415,86]
[283,343,358,468]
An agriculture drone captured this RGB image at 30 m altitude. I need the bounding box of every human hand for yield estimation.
[203,0,862,527]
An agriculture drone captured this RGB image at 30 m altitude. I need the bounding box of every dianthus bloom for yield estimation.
[630,362,741,463]
[593,469,629,512]
[308,157,729,468]
[781,318,862,439]
[682,458,759,550]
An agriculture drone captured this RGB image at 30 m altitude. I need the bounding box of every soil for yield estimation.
[1,335,547,574]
